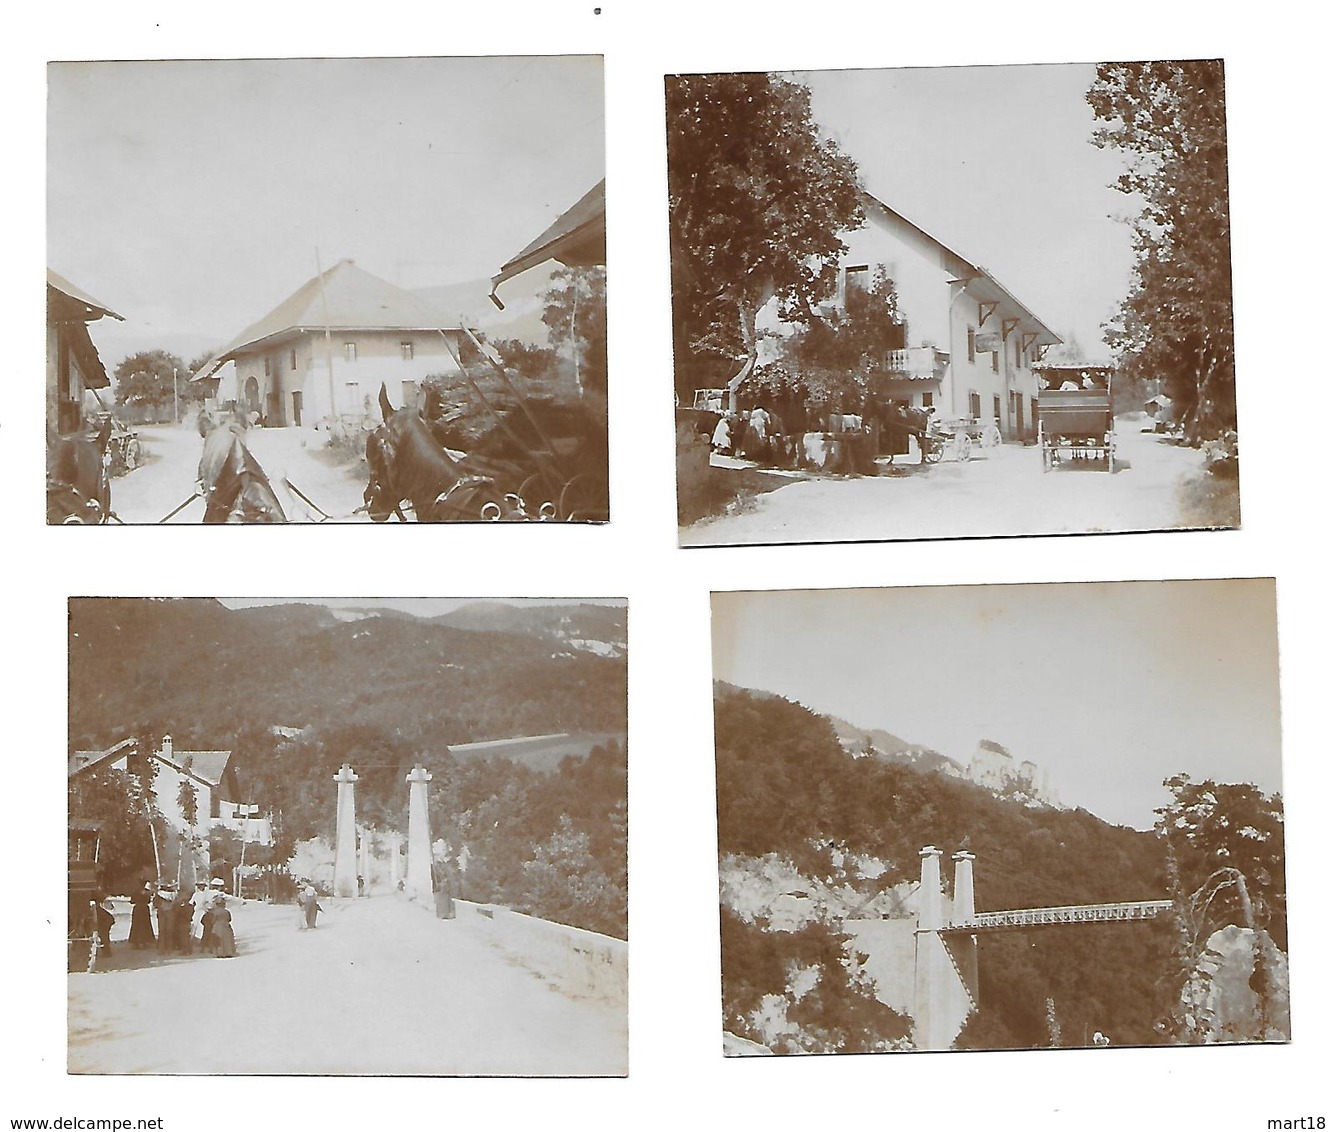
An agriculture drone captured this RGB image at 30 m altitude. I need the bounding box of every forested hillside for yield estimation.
[715,685,1177,1051]
[69,599,626,748]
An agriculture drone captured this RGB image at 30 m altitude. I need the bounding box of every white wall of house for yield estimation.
[230,329,466,426]
[755,202,1052,440]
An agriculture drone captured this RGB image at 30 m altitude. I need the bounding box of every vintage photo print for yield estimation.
[67,598,627,1075]
[670,62,1237,545]
[47,57,607,524]
[711,581,1285,1054]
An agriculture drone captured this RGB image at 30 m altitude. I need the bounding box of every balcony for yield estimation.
[887,346,948,380]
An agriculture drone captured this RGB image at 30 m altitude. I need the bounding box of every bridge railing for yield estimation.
[945,899,1172,932]
[454,899,628,1006]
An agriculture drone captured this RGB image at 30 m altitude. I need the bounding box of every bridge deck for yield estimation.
[942,899,1172,932]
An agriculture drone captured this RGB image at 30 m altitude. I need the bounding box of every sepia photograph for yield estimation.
[711,581,1285,1054]
[669,62,1238,546]
[47,56,607,524]
[66,597,627,1075]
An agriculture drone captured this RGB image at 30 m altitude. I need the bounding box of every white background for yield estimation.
[5,1,1333,1128]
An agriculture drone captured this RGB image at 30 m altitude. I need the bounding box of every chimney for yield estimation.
[952,850,976,924]
[161,734,173,760]
[918,846,943,930]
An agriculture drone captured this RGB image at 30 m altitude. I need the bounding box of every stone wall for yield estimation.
[454,900,628,1007]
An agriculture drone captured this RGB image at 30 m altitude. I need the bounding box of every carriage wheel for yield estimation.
[955,433,972,463]
[518,473,556,517]
[558,474,608,521]
[923,438,944,464]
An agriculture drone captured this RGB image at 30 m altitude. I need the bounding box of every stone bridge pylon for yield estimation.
[331,762,438,902]
[860,845,1174,1051]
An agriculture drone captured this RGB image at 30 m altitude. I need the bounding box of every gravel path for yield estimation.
[68,896,626,1075]
[109,422,371,524]
[681,419,1221,546]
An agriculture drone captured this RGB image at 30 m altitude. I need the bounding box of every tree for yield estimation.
[742,268,905,418]
[113,349,190,413]
[1154,774,1287,1042]
[68,767,161,894]
[1088,60,1234,444]
[542,266,607,399]
[666,72,864,406]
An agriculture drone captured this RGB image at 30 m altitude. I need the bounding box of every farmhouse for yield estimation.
[192,259,468,427]
[69,735,270,880]
[760,189,1062,442]
[46,269,122,438]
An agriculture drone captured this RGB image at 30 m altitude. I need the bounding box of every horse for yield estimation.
[47,419,113,524]
[364,384,508,522]
[197,419,287,523]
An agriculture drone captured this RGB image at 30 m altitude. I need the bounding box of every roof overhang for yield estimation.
[490,180,606,307]
[955,269,1063,347]
[47,270,125,325]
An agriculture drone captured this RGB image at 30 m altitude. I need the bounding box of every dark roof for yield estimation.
[68,738,233,789]
[860,191,1062,347]
[491,180,606,299]
[196,260,460,378]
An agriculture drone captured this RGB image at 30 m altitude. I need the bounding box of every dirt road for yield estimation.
[109,422,371,524]
[68,896,626,1075]
[681,419,1223,546]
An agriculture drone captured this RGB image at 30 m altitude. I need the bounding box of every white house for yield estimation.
[192,259,469,427]
[69,735,271,881]
[760,190,1062,441]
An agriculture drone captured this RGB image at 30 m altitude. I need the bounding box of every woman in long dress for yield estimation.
[128,882,156,949]
[211,897,237,958]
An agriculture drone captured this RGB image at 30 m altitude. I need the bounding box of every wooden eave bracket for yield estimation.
[977,301,998,328]
[1021,331,1039,353]
[1001,318,1020,340]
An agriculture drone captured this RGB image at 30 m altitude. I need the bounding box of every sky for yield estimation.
[47,56,604,365]
[793,62,1139,362]
[712,580,1283,830]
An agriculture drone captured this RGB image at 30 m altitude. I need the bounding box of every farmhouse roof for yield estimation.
[490,180,605,302]
[68,737,234,788]
[194,259,459,379]
[47,269,124,324]
[48,270,124,390]
[859,191,1062,347]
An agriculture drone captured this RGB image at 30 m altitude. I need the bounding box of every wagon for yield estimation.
[1036,367,1115,473]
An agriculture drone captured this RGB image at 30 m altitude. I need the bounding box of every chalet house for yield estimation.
[69,735,270,879]
[47,269,122,438]
[192,259,468,426]
[761,190,1061,441]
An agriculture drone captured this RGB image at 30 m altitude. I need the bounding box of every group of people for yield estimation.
[710,405,795,465]
[117,877,239,958]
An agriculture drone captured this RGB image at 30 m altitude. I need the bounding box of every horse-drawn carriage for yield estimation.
[1036,365,1116,473]
[365,326,608,523]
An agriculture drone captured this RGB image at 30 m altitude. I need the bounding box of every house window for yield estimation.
[922,391,934,409]
[969,391,981,419]
[991,350,999,374]
[967,327,976,363]
[344,342,357,363]
[290,349,298,371]
[264,357,271,378]
[844,265,870,296]
[993,395,1002,426]
[400,341,414,361]
[1015,337,1023,369]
